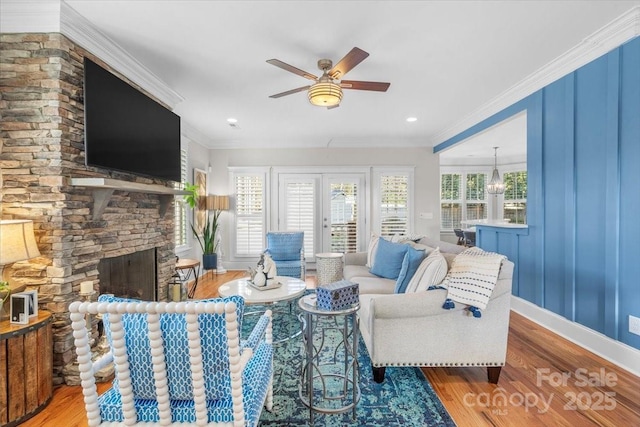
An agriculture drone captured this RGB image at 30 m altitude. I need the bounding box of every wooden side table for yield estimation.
[0,311,53,427]
[175,258,200,299]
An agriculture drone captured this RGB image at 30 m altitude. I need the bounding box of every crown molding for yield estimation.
[181,122,214,148]
[432,6,640,146]
[1,0,184,109]
[59,1,184,108]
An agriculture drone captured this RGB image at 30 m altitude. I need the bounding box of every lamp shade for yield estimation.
[308,82,343,107]
[206,195,230,211]
[0,220,41,265]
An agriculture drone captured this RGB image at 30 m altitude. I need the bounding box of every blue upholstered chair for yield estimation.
[70,295,273,426]
[264,231,306,279]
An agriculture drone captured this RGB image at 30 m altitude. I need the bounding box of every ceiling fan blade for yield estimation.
[269,85,310,98]
[266,59,318,81]
[327,104,340,110]
[328,47,369,79]
[340,80,390,92]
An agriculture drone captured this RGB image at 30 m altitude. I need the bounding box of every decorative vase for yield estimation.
[203,253,217,270]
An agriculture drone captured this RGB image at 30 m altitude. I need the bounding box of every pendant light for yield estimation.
[487,147,505,195]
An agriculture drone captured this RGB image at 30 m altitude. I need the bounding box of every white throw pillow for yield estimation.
[405,247,448,293]
[366,233,380,268]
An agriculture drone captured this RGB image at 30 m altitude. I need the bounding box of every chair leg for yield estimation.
[265,377,274,412]
[372,365,386,383]
[487,366,502,384]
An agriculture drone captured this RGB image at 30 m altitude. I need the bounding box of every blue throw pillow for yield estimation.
[370,237,409,279]
[395,246,426,293]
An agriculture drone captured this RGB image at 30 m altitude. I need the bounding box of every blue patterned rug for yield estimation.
[242,299,456,427]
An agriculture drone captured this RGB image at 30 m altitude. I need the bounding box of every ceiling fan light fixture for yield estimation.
[308,81,343,107]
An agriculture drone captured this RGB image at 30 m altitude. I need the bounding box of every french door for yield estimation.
[278,173,365,261]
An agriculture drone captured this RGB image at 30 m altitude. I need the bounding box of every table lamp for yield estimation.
[0,220,41,318]
[0,219,40,288]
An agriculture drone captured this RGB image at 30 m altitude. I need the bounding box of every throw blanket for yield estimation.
[441,248,506,316]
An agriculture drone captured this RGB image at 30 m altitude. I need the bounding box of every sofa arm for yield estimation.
[345,251,367,266]
[367,290,451,319]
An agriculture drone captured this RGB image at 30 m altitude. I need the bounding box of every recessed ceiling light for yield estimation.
[406,117,417,123]
[227,118,238,123]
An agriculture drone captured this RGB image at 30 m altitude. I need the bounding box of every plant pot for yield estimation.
[203,253,217,271]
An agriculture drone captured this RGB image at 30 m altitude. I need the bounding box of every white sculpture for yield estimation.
[253,264,267,287]
[263,253,278,281]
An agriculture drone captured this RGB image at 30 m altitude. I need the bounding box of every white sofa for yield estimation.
[344,236,514,383]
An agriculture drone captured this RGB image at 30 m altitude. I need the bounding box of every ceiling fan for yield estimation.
[267,47,390,109]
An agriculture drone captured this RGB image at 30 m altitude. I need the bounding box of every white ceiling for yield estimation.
[62,0,639,156]
[439,111,527,164]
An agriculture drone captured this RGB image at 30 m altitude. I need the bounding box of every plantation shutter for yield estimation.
[330,182,358,253]
[235,174,264,255]
[465,173,487,223]
[380,174,408,237]
[441,173,462,229]
[284,180,315,258]
[174,148,188,247]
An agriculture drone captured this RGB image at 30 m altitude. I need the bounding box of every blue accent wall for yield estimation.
[434,36,640,350]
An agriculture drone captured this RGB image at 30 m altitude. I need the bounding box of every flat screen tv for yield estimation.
[83,57,181,182]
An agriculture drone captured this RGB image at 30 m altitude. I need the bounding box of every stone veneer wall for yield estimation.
[1,33,177,385]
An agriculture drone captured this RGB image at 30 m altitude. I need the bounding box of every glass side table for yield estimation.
[298,294,360,425]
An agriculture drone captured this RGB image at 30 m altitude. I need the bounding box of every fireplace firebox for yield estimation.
[98,248,157,301]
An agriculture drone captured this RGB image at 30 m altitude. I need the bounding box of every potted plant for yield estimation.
[184,183,219,270]
[0,281,10,320]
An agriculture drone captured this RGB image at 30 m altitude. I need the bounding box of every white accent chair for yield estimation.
[70,295,273,426]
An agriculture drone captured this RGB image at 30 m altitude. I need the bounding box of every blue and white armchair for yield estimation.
[264,231,306,279]
[70,294,273,426]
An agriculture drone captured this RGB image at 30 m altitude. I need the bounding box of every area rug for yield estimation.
[242,300,457,427]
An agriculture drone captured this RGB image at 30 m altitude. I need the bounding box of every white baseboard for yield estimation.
[511,296,640,377]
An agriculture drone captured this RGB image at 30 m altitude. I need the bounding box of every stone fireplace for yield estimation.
[1,33,179,384]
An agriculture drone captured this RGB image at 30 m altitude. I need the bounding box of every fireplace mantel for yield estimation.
[70,177,189,219]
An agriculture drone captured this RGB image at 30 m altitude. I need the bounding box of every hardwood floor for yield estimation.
[23,271,640,427]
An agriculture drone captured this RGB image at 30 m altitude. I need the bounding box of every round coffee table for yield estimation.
[218,276,307,343]
[218,276,306,305]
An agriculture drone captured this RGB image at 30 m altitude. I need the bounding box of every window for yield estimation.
[503,171,527,224]
[174,147,188,248]
[440,173,461,230]
[330,182,358,253]
[465,173,487,223]
[377,172,411,238]
[440,172,488,230]
[234,172,266,256]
